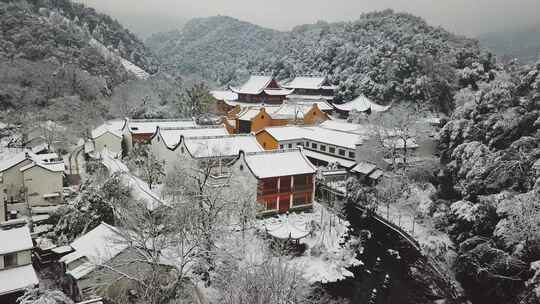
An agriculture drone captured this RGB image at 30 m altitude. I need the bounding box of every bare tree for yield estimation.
[215,257,312,304]
[127,144,164,189]
[93,198,199,304]
[162,154,257,283]
[368,103,430,169]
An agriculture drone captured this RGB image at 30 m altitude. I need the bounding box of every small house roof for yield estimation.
[61,223,127,280]
[92,120,124,139]
[157,126,228,149]
[184,135,263,159]
[0,153,29,172]
[334,95,390,113]
[20,161,65,173]
[0,264,39,296]
[350,162,377,175]
[243,148,316,179]
[210,90,238,101]
[282,76,328,90]
[126,119,197,135]
[0,226,33,254]
[237,108,266,121]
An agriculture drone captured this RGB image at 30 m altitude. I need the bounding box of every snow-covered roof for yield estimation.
[334,95,390,113]
[259,125,364,150]
[263,88,294,96]
[350,162,377,175]
[62,222,127,266]
[20,161,65,173]
[31,143,49,154]
[287,99,334,111]
[368,169,384,180]
[230,75,273,95]
[237,108,265,121]
[0,152,29,172]
[0,264,39,296]
[126,119,196,135]
[184,135,263,159]
[257,126,308,142]
[264,218,311,240]
[0,226,33,254]
[287,94,334,101]
[230,75,293,96]
[243,148,316,179]
[211,90,238,101]
[282,76,328,90]
[92,120,124,139]
[305,127,365,150]
[319,120,371,135]
[33,153,59,162]
[302,149,356,168]
[157,126,228,149]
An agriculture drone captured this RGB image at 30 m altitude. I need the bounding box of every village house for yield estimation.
[333,95,391,118]
[88,120,125,157]
[149,125,228,171]
[0,152,65,222]
[0,226,39,302]
[121,118,197,154]
[231,148,317,215]
[60,222,128,299]
[177,134,264,178]
[225,103,330,134]
[282,75,337,102]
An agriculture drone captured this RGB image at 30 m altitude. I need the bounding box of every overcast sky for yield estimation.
[77,0,540,38]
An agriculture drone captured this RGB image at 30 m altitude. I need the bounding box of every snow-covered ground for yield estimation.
[376,184,455,265]
[218,203,362,284]
[259,203,362,283]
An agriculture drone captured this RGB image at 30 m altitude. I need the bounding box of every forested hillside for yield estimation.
[0,0,158,116]
[147,11,490,113]
[435,61,540,303]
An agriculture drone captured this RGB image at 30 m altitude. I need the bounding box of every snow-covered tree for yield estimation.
[215,258,311,304]
[17,288,73,304]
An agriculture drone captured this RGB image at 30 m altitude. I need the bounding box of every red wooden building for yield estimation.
[234,148,317,215]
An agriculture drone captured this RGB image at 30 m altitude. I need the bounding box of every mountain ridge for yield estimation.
[147,12,487,113]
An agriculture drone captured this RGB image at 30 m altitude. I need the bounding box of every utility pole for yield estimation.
[21,186,33,233]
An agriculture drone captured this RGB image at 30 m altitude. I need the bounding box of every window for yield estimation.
[239,164,244,171]
[305,141,309,146]
[261,115,265,119]
[181,147,184,153]
[4,253,17,267]
[279,145,284,149]
[0,173,3,184]
[288,144,292,149]
[297,142,303,147]
[320,145,326,152]
[338,149,345,156]
[311,143,317,149]
[329,147,336,154]
[349,151,356,159]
